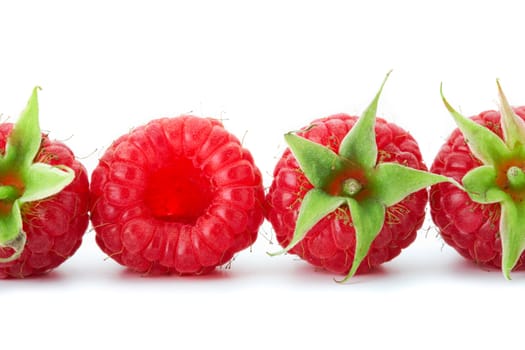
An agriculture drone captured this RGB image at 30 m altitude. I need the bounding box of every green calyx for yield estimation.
[270,71,455,282]
[0,87,74,263]
[442,80,525,280]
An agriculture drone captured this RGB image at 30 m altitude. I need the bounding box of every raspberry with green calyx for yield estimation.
[0,88,89,278]
[431,81,525,279]
[266,72,456,282]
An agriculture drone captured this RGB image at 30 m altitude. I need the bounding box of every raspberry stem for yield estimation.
[507,166,525,190]
[342,178,362,196]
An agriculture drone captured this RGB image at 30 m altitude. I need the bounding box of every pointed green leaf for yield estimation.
[499,199,525,280]
[497,80,525,151]
[284,132,349,189]
[268,188,346,256]
[371,162,457,207]
[338,197,385,283]
[19,163,75,204]
[338,71,391,168]
[441,84,509,165]
[462,165,508,204]
[2,87,42,171]
[0,201,22,244]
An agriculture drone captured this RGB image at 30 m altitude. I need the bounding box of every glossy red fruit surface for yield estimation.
[0,124,90,278]
[90,115,264,275]
[265,114,428,275]
[430,108,525,270]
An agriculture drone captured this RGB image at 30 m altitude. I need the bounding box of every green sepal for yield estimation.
[462,165,508,204]
[338,70,391,168]
[500,199,525,280]
[20,163,74,204]
[284,132,352,189]
[1,87,42,171]
[268,188,346,256]
[440,84,510,166]
[497,80,525,152]
[337,197,385,283]
[0,201,23,245]
[371,163,459,207]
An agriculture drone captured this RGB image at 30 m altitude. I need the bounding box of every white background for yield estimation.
[1,0,525,348]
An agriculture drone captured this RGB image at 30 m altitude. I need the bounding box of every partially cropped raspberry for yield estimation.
[0,88,89,278]
[90,115,264,275]
[431,81,525,279]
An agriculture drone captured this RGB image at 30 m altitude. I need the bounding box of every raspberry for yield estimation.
[90,115,264,275]
[431,105,525,270]
[0,88,89,278]
[265,72,450,281]
[431,81,525,279]
[266,114,429,276]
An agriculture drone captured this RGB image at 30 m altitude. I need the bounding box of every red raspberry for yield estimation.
[431,106,525,271]
[265,73,450,282]
[431,81,525,279]
[90,115,264,275]
[266,114,428,275]
[0,88,89,278]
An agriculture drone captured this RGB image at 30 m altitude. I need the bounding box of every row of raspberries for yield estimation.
[2,74,525,281]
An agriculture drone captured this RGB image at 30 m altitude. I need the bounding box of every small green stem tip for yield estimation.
[342,178,362,197]
[507,166,525,190]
